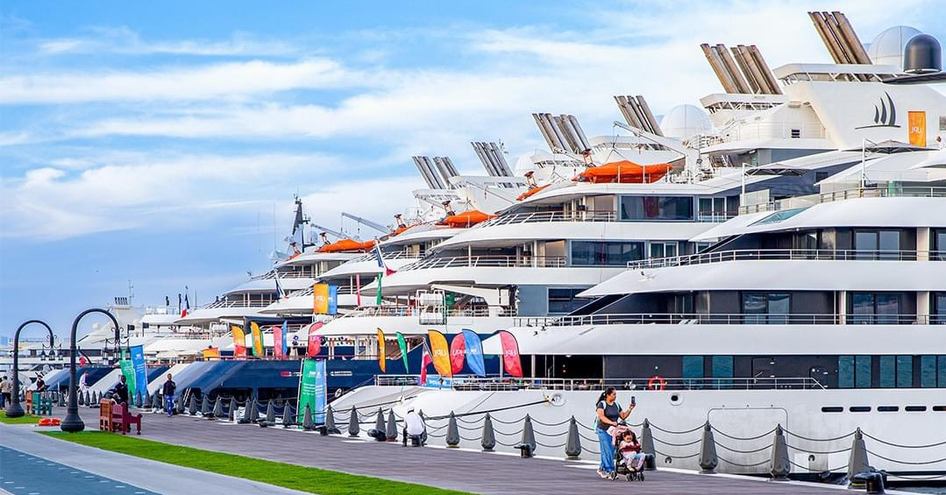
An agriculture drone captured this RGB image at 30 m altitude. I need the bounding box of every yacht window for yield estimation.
[620,196,694,221]
[940,356,946,387]
[854,230,901,259]
[921,355,938,388]
[649,242,678,259]
[880,356,896,388]
[897,355,913,388]
[850,292,903,324]
[682,356,704,388]
[934,293,946,325]
[547,288,586,314]
[742,293,790,324]
[934,230,946,261]
[855,355,871,389]
[711,356,733,389]
[838,356,854,388]
[570,241,644,266]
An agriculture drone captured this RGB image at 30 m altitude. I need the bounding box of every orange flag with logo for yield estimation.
[376,328,386,373]
[427,329,452,378]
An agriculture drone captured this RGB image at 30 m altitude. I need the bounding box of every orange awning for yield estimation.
[516,184,550,201]
[577,160,672,184]
[440,210,495,227]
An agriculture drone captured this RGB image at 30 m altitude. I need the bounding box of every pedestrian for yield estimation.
[35,376,47,393]
[594,387,635,479]
[113,375,129,405]
[0,376,7,408]
[402,407,427,446]
[162,373,176,417]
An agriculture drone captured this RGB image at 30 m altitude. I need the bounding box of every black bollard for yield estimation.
[770,425,790,481]
[282,404,294,428]
[348,406,360,437]
[698,422,718,474]
[325,405,340,434]
[446,412,460,448]
[143,390,152,409]
[263,400,275,426]
[565,416,582,459]
[385,410,398,441]
[641,419,657,471]
[303,404,314,431]
[518,414,536,457]
[481,413,496,452]
[212,396,224,419]
[200,395,211,417]
[848,428,870,481]
[374,407,385,433]
[249,399,260,423]
[188,394,198,416]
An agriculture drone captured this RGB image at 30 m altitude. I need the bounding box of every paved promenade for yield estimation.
[30,405,902,495]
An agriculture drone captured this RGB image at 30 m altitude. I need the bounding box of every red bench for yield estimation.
[110,403,142,435]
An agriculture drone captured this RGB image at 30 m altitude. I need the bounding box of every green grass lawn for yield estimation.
[0,410,43,424]
[43,432,471,495]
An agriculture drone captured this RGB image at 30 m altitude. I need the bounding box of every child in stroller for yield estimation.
[608,423,645,481]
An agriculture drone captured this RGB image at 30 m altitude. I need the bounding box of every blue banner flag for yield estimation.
[461,329,486,377]
[281,321,289,358]
[328,285,339,315]
[130,345,148,398]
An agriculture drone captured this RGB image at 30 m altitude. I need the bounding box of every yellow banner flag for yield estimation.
[908,111,927,148]
[377,328,386,373]
[313,283,329,314]
[250,321,264,358]
[427,329,452,378]
[231,325,247,358]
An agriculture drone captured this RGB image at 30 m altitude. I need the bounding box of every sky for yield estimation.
[1,0,944,338]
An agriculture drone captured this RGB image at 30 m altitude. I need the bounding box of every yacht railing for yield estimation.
[198,299,274,310]
[628,248,944,269]
[740,186,946,214]
[348,249,420,263]
[252,270,315,280]
[375,375,827,391]
[338,306,494,319]
[477,210,617,228]
[399,255,568,271]
[515,313,938,327]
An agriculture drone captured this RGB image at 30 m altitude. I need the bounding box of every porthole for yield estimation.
[933,406,946,412]
[669,393,683,406]
[877,406,899,412]
[821,406,843,413]
[849,406,871,412]
[905,406,927,412]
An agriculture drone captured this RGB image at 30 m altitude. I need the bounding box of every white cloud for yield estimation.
[36,26,298,57]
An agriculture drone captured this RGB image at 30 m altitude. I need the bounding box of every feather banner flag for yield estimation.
[419,340,433,385]
[427,329,452,378]
[272,325,285,360]
[497,330,523,378]
[461,329,486,377]
[250,321,264,358]
[449,333,466,375]
[376,328,386,373]
[231,325,247,358]
[306,322,324,357]
[281,321,289,358]
[396,332,409,373]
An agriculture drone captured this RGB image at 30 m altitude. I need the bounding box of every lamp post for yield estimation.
[5,320,54,418]
[61,308,120,433]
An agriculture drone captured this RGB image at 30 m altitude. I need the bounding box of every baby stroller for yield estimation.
[609,423,645,482]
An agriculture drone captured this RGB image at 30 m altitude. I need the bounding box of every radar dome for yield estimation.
[867,26,922,70]
[659,104,712,140]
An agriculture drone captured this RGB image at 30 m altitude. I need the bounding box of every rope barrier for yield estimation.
[715,441,774,454]
[865,450,946,465]
[649,423,705,435]
[711,426,776,442]
[652,437,702,448]
[717,455,770,468]
[784,443,852,455]
[862,431,946,449]
[782,428,855,443]
[654,449,700,459]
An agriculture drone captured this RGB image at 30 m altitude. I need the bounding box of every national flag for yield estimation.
[272,325,284,360]
[461,329,486,377]
[250,321,264,358]
[449,333,466,375]
[497,330,523,378]
[427,329,452,378]
[374,242,396,276]
[419,340,433,385]
[396,332,409,373]
[376,328,386,373]
[306,322,324,357]
[231,325,247,358]
[181,293,190,317]
[273,271,284,301]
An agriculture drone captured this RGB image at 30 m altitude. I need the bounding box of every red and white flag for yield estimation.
[419,340,433,385]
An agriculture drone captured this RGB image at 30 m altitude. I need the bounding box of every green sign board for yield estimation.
[297,359,326,423]
[119,359,136,399]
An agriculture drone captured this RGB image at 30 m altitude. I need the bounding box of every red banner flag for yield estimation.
[498,330,523,378]
[272,325,284,360]
[306,322,324,357]
[449,333,466,375]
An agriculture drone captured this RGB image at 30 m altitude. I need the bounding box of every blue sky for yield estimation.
[2,0,944,337]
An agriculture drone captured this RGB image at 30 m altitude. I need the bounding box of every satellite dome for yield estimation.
[904,34,942,74]
[867,26,922,70]
[659,104,712,140]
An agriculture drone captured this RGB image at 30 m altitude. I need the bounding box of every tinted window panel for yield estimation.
[921,355,938,388]
[855,355,871,389]
[897,355,913,388]
[621,196,694,221]
[838,356,854,388]
[570,241,644,266]
[880,356,896,388]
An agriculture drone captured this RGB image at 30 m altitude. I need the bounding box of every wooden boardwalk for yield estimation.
[64,407,873,495]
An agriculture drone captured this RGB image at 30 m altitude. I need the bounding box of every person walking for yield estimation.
[0,376,8,409]
[162,373,176,417]
[594,387,635,478]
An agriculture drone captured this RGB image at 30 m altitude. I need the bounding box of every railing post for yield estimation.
[348,406,360,437]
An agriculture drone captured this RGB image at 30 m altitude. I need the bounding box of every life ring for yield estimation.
[647,375,667,391]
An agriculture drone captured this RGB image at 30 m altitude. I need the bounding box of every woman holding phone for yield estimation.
[594,387,635,478]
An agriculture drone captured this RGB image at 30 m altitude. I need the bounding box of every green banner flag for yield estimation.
[375,271,383,306]
[396,332,409,373]
[119,359,136,399]
[297,359,326,424]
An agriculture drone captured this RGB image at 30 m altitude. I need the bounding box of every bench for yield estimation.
[111,403,142,435]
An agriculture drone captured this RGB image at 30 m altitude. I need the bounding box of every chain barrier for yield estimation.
[782,428,855,443]
[652,436,702,448]
[714,441,774,454]
[711,426,776,442]
[862,431,946,449]
[865,450,946,465]
[717,455,770,468]
[654,449,700,459]
[784,443,852,455]
[649,423,705,435]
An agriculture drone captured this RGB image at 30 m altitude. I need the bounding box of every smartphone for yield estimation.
[630,396,636,406]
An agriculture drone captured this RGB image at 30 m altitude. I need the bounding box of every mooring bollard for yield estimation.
[565,416,582,459]
[303,404,314,431]
[264,400,275,425]
[282,404,294,428]
[325,405,340,434]
[770,424,790,481]
[375,408,385,432]
[385,409,398,441]
[348,406,360,437]
[228,398,237,422]
[250,399,260,423]
[446,412,460,448]
[200,395,211,417]
[699,422,718,474]
[641,419,657,470]
[239,399,252,424]
[516,414,536,458]
[848,428,870,481]
[481,413,496,452]
[188,394,198,416]
[212,396,223,419]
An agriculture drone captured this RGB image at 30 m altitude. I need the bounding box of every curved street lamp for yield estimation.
[61,308,120,433]
[4,320,54,418]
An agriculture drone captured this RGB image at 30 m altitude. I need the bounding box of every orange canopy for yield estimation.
[318,238,377,253]
[440,209,495,227]
[516,184,550,201]
[577,160,672,184]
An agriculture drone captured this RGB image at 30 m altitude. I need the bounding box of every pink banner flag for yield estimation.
[449,333,466,375]
[498,330,523,378]
[306,322,324,358]
[272,325,284,360]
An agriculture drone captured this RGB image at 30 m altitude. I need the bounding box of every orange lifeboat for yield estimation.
[577,160,672,184]
[318,238,377,253]
[440,210,495,227]
[516,184,550,201]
